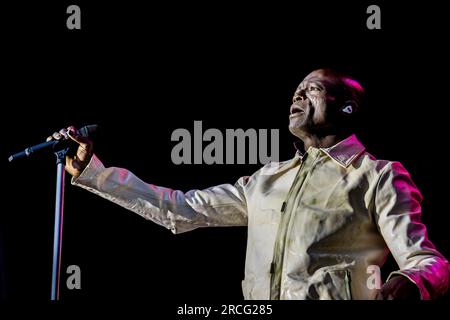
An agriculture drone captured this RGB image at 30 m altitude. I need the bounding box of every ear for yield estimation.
[340,100,359,115]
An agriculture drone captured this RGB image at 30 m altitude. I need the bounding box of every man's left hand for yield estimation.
[375,276,421,300]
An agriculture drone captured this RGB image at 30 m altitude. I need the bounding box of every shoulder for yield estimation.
[355,151,410,176]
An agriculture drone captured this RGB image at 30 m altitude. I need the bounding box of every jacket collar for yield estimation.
[294,134,366,168]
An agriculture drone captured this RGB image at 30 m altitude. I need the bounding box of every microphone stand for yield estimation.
[8,125,97,300]
[51,147,69,301]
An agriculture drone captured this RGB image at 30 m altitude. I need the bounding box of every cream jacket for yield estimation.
[72,135,449,300]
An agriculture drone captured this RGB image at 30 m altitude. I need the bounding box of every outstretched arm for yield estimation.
[47,126,248,234]
[72,154,248,234]
[375,162,449,299]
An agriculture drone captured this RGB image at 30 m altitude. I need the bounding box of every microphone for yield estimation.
[8,124,98,162]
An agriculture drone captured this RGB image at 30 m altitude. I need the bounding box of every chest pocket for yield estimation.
[252,175,291,226]
[292,185,355,246]
[254,194,283,228]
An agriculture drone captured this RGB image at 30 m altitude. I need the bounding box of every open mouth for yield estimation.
[290,105,305,115]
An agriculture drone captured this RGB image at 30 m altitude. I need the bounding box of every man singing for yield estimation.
[48,69,449,300]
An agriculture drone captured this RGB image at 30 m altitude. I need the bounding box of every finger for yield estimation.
[72,159,83,171]
[65,157,77,176]
[67,156,81,170]
[52,132,63,140]
[59,128,69,139]
[46,136,53,142]
[75,146,92,163]
[67,129,90,146]
[66,156,73,169]
[67,126,77,136]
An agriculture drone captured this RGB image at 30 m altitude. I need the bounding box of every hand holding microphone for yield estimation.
[8,125,96,178]
[45,126,94,178]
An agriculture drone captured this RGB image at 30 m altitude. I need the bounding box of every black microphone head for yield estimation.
[78,124,98,137]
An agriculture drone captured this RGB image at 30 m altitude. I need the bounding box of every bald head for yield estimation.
[289,69,365,144]
[302,69,365,107]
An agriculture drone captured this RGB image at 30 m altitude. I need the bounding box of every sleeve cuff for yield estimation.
[387,270,429,300]
[71,154,105,187]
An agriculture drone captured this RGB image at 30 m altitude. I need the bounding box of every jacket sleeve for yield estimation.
[374,161,449,299]
[71,155,249,234]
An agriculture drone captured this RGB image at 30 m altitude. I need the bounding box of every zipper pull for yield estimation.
[281,202,286,213]
[270,262,275,274]
[302,152,308,161]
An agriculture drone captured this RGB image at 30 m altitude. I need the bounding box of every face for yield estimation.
[289,70,341,139]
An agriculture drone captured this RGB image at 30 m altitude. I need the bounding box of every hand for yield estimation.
[375,275,421,300]
[46,126,93,178]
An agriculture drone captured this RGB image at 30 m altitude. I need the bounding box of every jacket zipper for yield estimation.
[344,269,352,300]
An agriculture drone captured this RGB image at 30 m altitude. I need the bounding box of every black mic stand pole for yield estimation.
[50,147,69,301]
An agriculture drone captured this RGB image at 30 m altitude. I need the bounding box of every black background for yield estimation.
[1,0,449,312]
